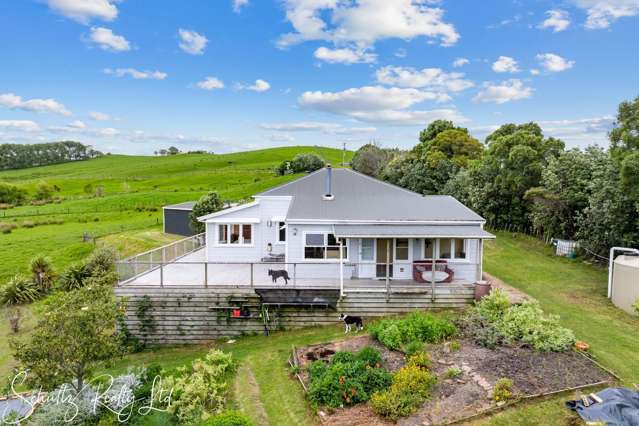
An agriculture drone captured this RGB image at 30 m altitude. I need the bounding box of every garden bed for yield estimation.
[295,337,615,425]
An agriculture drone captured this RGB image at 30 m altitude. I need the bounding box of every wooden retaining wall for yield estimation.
[114,285,474,344]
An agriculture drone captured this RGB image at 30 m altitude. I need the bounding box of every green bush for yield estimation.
[307,347,391,408]
[369,312,457,350]
[497,302,575,352]
[407,352,432,370]
[371,360,436,420]
[456,309,507,349]
[492,378,514,403]
[58,263,91,291]
[276,153,325,175]
[164,349,236,425]
[202,410,252,426]
[1,275,41,305]
[402,340,424,356]
[0,182,27,205]
[30,255,55,294]
[444,367,462,379]
[475,289,510,322]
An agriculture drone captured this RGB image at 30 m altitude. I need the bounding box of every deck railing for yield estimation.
[116,233,205,283]
[116,256,460,298]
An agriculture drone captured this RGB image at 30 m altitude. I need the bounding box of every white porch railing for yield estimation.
[116,233,205,283]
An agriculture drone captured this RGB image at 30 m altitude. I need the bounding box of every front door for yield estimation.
[376,238,394,278]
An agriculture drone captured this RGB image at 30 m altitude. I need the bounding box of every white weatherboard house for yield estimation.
[197,166,494,287]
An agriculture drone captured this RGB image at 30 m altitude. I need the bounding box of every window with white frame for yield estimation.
[423,238,467,260]
[276,221,286,243]
[217,224,253,245]
[395,238,409,261]
[304,233,347,260]
[360,238,374,261]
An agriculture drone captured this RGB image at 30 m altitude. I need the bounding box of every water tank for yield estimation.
[611,255,639,316]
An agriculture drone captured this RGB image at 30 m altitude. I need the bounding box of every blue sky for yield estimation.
[1,0,638,154]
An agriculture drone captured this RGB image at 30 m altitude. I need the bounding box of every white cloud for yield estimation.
[0,120,41,132]
[536,53,575,72]
[235,79,270,92]
[314,46,377,64]
[269,134,295,143]
[492,56,520,73]
[278,0,459,49]
[394,48,407,58]
[196,77,225,90]
[530,69,540,75]
[47,0,118,24]
[233,0,249,13]
[68,120,86,129]
[178,29,208,55]
[89,111,112,121]
[96,127,120,136]
[375,66,473,92]
[89,27,130,52]
[260,122,376,134]
[572,0,639,29]
[0,93,72,116]
[539,9,571,32]
[473,79,533,104]
[452,57,469,68]
[539,115,614,146]
[104,68,167,80]
[298,85,466,125]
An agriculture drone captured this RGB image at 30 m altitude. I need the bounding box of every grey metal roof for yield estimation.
[333,224,495,239]
[163,201,196,211]
[258,168,485,222]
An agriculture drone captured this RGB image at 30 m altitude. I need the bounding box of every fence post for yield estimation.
[204,262,208,288]
[293,263,297,289]
[160,262,164,288]
[385,241,390,301]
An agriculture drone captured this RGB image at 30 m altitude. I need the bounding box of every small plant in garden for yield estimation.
[407,351,432,369]
[202,410,253,426]
[307,347,391,408]
[371,352,436,420]
[475,289,510,322]
[369,312,457,350]
[402,340,424,356]
[444,367,462,379]
[450,340,461,352]
[492,378,514,403]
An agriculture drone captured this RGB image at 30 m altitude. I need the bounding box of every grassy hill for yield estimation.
[0,146,352,281]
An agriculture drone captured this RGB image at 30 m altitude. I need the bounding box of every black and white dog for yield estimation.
[268,269,290,285]
[339,313,364,333]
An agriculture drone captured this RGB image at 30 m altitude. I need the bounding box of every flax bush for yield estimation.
[0,275,41,305]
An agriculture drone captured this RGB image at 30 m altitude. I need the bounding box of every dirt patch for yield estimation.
[295,336,614,426]
[233,364,269,425]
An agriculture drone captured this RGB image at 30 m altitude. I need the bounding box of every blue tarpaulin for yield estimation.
[566,388,639,426]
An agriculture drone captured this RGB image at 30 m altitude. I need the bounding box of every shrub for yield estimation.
[85,247,117,276]
[475,289,510,322]
[450,340,461,352]
[456,309,507,349]
[164,349,236,425]
[0,222,18,234]
[276,153,325,175]
[402,340,424,356]
[190,192,225,234]
[0,182,27,205]
[369,312,457,350]
[406,352,432,370]
[307,347,391,408]
[492,378,514,403]
[58,263,91,291]
[0,275,40,305]
[371,360,436,420]
[203,410,252,426]
[497,302,575,352]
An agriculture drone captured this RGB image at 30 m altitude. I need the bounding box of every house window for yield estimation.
[395,239,409,261]
[454,238,466,259]
[361,239,374,261]
[304,233,347,260]
[277,222,286,243]
[217,224,253,246]
[439,239,452,259]
[424,238,435,259]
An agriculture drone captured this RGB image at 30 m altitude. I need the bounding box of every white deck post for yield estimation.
[385,240,390,301]
[339,240,344,297]
[431,256,436,302]
[204,262,208,288]
[160,262,164,288]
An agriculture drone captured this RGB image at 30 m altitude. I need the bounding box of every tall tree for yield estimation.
[610,94,639,158]
[190,192,225,233]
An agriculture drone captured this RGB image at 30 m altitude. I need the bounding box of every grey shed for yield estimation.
[163,201,196,236]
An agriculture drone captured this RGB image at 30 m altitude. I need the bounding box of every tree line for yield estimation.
[352,95,639,258]
[0,141,101,170]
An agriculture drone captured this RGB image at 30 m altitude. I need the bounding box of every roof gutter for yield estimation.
[608,246,639,298]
